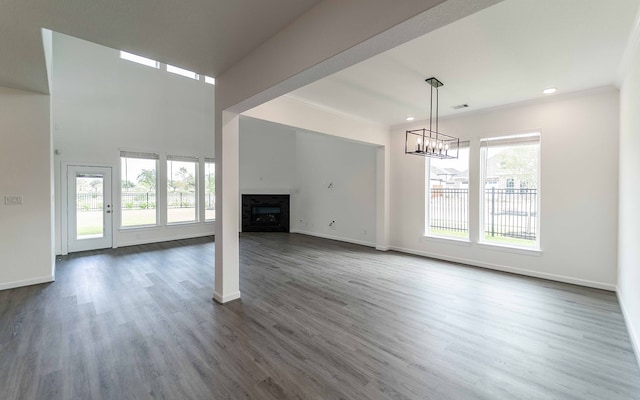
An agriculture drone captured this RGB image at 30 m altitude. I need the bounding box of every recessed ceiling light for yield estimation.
[543,87,557,94]
[406,116,415,121]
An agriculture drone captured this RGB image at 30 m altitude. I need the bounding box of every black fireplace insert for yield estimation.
[242,194,290,232]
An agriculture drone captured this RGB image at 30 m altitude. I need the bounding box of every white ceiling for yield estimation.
[289,0,640,126]
[0,0,321,94]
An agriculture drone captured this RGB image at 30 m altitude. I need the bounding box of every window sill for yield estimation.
[119,224,161,231]
[167,221,200,227]
[204,219,215,224]
[421,235,471,246]
[477,241,542,256]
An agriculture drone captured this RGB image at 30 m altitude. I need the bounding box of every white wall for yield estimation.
[239,117,296,195]
[239,117,377,246]
[244,96,390,248]
[618,33,640,363]
[390,88,620,289]
[244,96,390,147]
[292,131,377,246]
[52,33,215,253]
[0,86,54,289]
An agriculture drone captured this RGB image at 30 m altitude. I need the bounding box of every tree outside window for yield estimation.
[167,158,198,223]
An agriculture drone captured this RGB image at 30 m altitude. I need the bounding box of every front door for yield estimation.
[67,166,113,252]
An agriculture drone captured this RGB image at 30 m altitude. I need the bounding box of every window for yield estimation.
[205,159,215,221]
[120,151,159,227]
[167,64,199,80]
[506,178,515,192]
[480,133,540,248]
[425,142,470,239]
[204,76,216,85]
[167,156,198,223]
[120,51,159,69]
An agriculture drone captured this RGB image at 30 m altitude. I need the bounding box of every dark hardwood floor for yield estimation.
[1,233,639,399]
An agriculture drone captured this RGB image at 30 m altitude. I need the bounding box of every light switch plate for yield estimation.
[4,195,23,205]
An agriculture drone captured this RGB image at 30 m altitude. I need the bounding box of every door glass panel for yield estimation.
[76,175,104,239]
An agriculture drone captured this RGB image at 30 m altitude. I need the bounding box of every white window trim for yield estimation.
[204,159,215,222]
[420,235,471,246]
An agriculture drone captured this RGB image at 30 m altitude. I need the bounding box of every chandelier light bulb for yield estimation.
[404,77,459,159]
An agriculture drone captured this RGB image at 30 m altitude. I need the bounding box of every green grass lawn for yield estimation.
[76,208,203,238]
[428,227,536,247]
[482,233,536,247]
[121,209,159,227]
[429,228,469,239]
[78,226,103,236]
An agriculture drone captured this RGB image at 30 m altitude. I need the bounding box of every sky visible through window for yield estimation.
[120,51,159,68]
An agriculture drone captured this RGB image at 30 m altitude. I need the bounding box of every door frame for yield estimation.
[61,162,116,255]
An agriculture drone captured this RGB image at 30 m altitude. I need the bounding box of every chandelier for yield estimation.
[405,77,459,159]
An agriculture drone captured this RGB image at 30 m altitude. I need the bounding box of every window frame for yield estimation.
[119,51,160,69]
[479,133,541,250]
[119,151,160,229]
[166,64,199,80]
[166,155,199,225]
[204,159,215,222]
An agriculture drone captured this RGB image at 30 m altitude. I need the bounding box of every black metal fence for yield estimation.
[167,192,195,208]
[122,192,156,210]
[430,188,469,233]
[429,187,538,241]
[76,192,107,211]
[77,192,215,211]
[484,188,537,240]
[205,193,215,210]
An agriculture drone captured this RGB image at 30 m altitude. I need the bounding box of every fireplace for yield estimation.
[242,194,290,232]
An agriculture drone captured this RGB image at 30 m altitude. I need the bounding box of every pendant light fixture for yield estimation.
[405,77,459,159]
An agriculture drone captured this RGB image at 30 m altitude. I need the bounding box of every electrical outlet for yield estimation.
[4,195,23,205]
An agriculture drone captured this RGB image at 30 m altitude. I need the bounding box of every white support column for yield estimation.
[376,145,390,250]
[213,110,241,304]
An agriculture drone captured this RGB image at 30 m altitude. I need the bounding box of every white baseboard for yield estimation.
[213,291,241,304]
[376,245,390,251]
[0,275,55,291]
[291,229,376,248]
[617,289,640,369]
[389,246,616,291]
[117,232,214,248]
